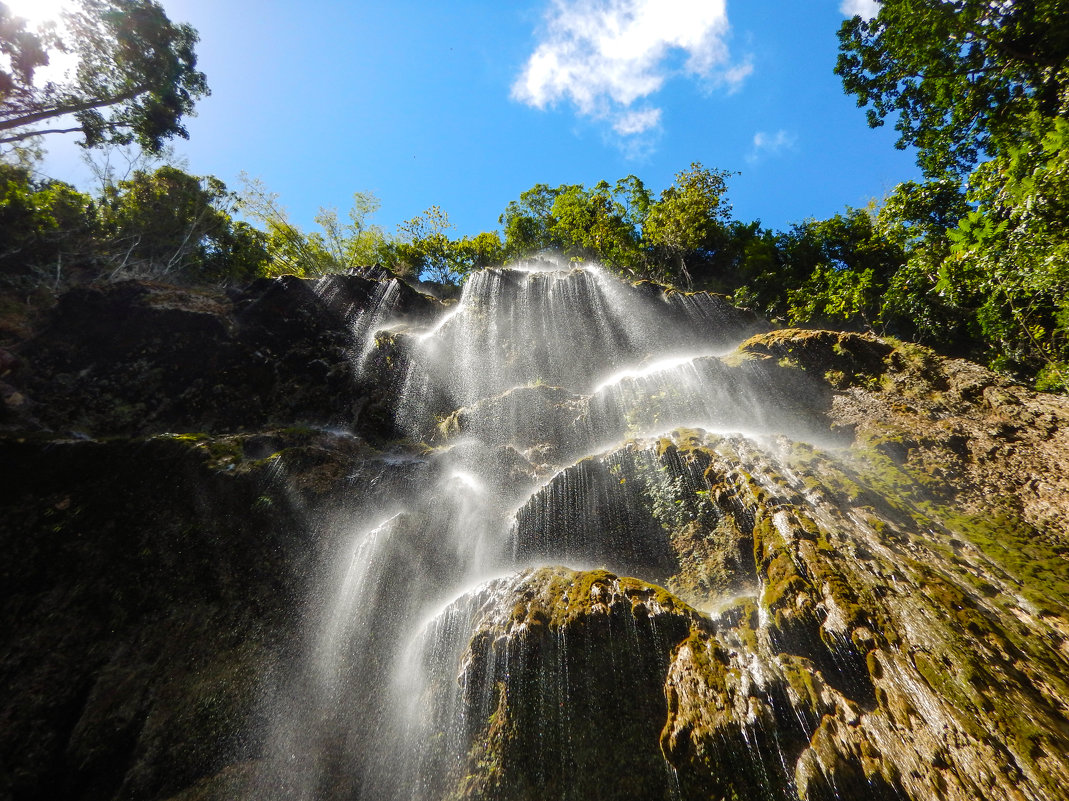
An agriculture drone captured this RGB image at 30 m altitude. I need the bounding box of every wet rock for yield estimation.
[451,568,698,801]
[0,429,432,801]
[737,329,894,388]
[503,419,1069,801]
[4,265,1069,801]
[436,384,587,460]
[9,275,443,439]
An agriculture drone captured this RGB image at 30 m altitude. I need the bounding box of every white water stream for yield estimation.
[254,261,816,800]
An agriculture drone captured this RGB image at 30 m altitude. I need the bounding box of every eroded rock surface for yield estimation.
[425,326,1069,801]
[2,268,1068,801]
[3,272,441,438]
[0,428,427,801]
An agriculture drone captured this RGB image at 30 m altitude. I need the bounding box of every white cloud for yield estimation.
[512,0,751,140]
[612,107,661,136]
[746,129,797,163]
[839,0,880,18]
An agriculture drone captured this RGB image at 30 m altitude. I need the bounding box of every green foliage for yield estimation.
[644,163,732,283]
[390,204,455,282]
[237,174,329,277]
[498,183,556,256]
[497,162,732,285]
[787,264,878,329]
[725,208,906,331]
[873,180,972,344]
[836,0,1069,178]
[940,118,1069,385]
[549,180,644,271]
[0,162,98,286]
[238,175,387,278]
[498,179,644,273]
[836,0,1069,390]
[313,192,387,272]
[374,205,504,284]
[447,231,506,276]
[0,0,209,152]
[0,162,269,286]
[100,166,267,282]
[692,220,778,297]
[0,3,52,106]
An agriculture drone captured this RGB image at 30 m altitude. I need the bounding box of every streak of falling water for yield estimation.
[252,263,794,801]
[315,514,401,687]
[390,263,765,440]
[376,575,521,799]
[349,277,403,365]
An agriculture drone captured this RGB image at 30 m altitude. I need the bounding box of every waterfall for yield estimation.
[251,262,773,798]
[248,260,1069,801]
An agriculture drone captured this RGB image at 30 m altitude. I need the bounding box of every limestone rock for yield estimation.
[3,268,1068,801]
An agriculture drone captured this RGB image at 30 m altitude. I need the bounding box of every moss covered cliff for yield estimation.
[1,268,1067,801]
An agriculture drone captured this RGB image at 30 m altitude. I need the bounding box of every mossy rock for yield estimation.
[453,568,701,801]
[737,329,894,388]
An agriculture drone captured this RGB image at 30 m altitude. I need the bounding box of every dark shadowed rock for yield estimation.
[10,275,442,439]
[3,267,1069,801]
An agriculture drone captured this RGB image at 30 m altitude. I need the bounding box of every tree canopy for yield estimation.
[0,0,208,152]
[0,162,267,286]
[496,163,731,285]
[836,0,1069,178]
[828,0,1069,388]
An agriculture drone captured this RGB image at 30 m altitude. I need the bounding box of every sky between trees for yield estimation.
[23,0,917,237]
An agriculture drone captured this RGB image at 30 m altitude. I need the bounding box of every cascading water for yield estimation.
[249,258,1069,801]
[251,260,784,799]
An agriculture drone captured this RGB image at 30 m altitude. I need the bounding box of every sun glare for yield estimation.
[4,0,78,83]
[5,0,70,28]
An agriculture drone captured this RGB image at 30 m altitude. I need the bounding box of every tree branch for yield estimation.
[0,125,84,144]
[0,83,148,134]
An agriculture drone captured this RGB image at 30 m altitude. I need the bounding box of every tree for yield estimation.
[836,0,1069,178]
[0,0,208,152]
[313,192,387,271]
[498,178,646,272]
[940,121,1069,388]
[389,205,460,283]
[499,183,562,258]
[695,220,779,297]
[447,231,505,276]
[546,181,643,272]
[836,0,1069,391]
[238,175,338,277]
[0,3,52,116]
[497,167,736,284]
[873,179,973,346]
[101,165,267,282]
[644,162,732,284]
[1,161,266,286]
[766,209,903,329]
[0,162,98,283]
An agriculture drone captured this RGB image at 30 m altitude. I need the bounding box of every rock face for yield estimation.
[0,270,445,801]
[2,264,1068,801]
[4,272,440,438]
[0,430,376,801]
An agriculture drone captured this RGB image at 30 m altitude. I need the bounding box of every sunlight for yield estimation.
[4,0,70,28]
[4,0,78,85]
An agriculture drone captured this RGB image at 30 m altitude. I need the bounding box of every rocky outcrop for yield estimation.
[449,436,1069,799]
[4,272,441,439]
[0,268,445,801]
[451,568,701,801]
[0,428,421,801]
[2,270,1068,801]
[440,329,1069,801]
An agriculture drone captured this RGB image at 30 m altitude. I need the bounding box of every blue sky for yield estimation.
[27,0,917,239]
